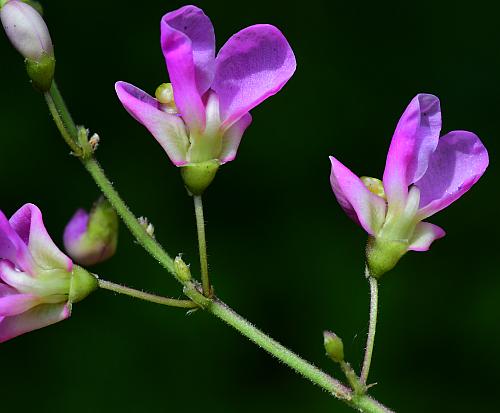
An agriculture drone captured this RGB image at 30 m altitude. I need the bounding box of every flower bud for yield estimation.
[63,198,119,266]
[323,330,344,363]
[180,159,220,195]
[1,0,55,90]
[174,255,191,282]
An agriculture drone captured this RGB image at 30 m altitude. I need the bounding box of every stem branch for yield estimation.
[43,79,392,413]
[98,278,197,308]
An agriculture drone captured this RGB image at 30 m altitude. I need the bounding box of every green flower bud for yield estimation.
[323,330,344,363]
[174,255,192,282]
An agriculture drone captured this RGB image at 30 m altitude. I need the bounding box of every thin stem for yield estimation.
[44,86,79,154]
[193,195,210,296]
[98,278,197,308]
[49,82,78,137]
[361,273,379,385]
[83,158,176,275]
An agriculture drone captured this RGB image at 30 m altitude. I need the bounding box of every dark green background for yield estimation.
[1,1,498,412]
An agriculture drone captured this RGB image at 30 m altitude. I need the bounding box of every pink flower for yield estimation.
[0,204,97,343]
[115,5,296,169]
[329,94,489,277]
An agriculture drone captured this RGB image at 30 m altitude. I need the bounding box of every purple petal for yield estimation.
[161,5,215,132]
[0,291,39,317]
[63,209,88,249]
[115,82,189,166]
[415,131,489,219]
[212,24,296,128]
[408,222,446,251]
[0,209,33,272]
[0,302,70,343]
[330,156,387,235]
[219,112,252,163]
[383,94,441,207]
[9,204,72,272]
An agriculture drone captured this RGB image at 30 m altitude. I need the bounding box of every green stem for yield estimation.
[98,278,197,308]
[361,274,379,385]
[193,195,210,296]
[44,86,79,154]
[43,79,392,413]
[83,158,176,275]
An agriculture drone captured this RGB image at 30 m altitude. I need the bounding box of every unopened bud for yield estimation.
[323,330,344,363]
[1,0,55,91]
[174,255,191,282]
[63,198,119,266]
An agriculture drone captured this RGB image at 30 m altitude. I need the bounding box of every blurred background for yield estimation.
[1,1,498,412]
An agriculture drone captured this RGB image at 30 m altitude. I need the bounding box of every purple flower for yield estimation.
[329,94,489,277]
[115,5,296,169]
[0,204,97,343]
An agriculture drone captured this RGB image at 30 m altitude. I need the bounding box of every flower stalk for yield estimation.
[361,273,379,385]
[193,195,211,296]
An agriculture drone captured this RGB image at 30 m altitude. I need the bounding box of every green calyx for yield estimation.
[69,265,98,303]
[25,53,55,92]
[365,236,408,279]
[180,159,220,195]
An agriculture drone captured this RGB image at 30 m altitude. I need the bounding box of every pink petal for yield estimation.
[0,292,39,317]
[115,82,189,166]
[219,112,252,163]
[161,5,215,132]
[415,131,489,219]
[329,156,387,235]
[212,24,296,129]
[408,222,446,252]
[383,94,441,208]
[9,204,72,272]
[0,209,33,273]
[0,302,70,343]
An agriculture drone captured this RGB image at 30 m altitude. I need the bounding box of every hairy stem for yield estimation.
[97,278,197,308]
[361,274,379,384]
[193,195,210,296]
[44,79,392,413]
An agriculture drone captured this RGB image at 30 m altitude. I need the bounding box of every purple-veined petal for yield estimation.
[161,6,215,132]
[330,156,387,235]
[415,131,489,219]
[115,82,189,166]
[0,302,70,343]
[219,112,252,163]
[212,24,296,129]
[9,204,72,273]
[408,222,446,251]
[383,94,441,208]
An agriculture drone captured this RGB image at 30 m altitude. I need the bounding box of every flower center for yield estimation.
[155,83,178,114]
[361,176,386,200]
